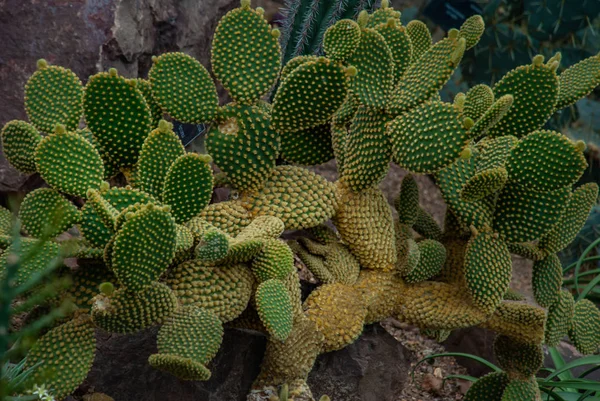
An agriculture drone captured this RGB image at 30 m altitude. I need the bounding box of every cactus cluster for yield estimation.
[2,0,600,400]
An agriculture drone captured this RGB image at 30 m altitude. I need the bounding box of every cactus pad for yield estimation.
[25,61,83,133]
[304,283,367,352]
[19,188,80,238]
[532,254,563,308]
[388,101,468,174]
[251,238,294,282]
[211,3,280,103]
[272,57,348,133]
[463,84,494,121]
[111,205,176,291]
[255,278,294,341]
[279,123,334,166]
[206,103,278,192]
[162,153,213,224]
[323,19,361,62]
[35,128,104,198]
[239,166,337,230]
[91,282,178,333]
[506,130,586,192]
[149,306,224,380]
[347,27,394,109]
[556,54,600,110]
[568,299,600,355]
[404,239,446,283]
[136,121,185,200]
[167,260,254,322]
[24,315,96,401]
[545,290,575,346]
[84,70,152,167]
[464,231,512,314]
[1,120,41,174]
[148,52,218,123]
[405,20,431,63]
[343,105,391,191]
[493,335,543,378]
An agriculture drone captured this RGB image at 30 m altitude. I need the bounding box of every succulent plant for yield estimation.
[2,1,600,400]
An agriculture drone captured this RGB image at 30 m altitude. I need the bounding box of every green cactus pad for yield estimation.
[163,153,213,224]
[84,70,152,166]
[24,315,96,401]
[174,224,194,262]
[79,187,155,248]
[19,188,80,238]
[532,254,563,308]
[460,167,508,202]
[343,105,391,191]
[167,260,254,322]
[568,299,600,355]
[388,101,468,174]
[347,27,394,109]
[150,306,223,380]
[198,201,252,236]
[149,52,218,123]
[405,20,432,63]
[556,54,600,110]
[388,37,465,115]
[323,19,361,62]
[111,205,176,291]
[25,62,83,133]
[413,208,443,240]
[493,335,543,378]
[91,282,178,333]
[194,228,229,262]
[211,3,280,103]
[86,188,119,233]
[487,59,559,138]
[0,239,60,286]
[133,78,163,127]
[476,135,518,172]
[67,260,117,311]
[251,238,294,282]
[239,166,337,230]
[464,230,512,314]
[206,103,278,192]
[503,288,526,301]
[331,124,348,175]
[1,120,42,174]
[459,15,485,50]
[394,174,420,226]
[35,128,104,198]
[435,154,495,230]
[148,354,212,381]
[332,93,359,128]
[375,21,413,86]
[464,371,509,401]
[136,121,185,200]
[463,84,494,121]
[255,278,294,341]
[280,123,334,166]
[501,378,541,401]
[481,302,546,345]
[540,183,599,254]
[467,94,514,140]
[367,6,401,28]
[506,130,587,192]
[271,57,348,134]
[279,55,318,84]
[0,206,11,235]
[493,184,569,243]
[545,290,575,346]
[404,239,446,283]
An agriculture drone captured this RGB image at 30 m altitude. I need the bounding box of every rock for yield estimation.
[308,324,414,401]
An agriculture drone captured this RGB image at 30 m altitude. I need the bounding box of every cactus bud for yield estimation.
[271,28,281,39]
[240,0,250,8]
[448,28,459,39]
[460,147,472,159]
[575,140,586,152]
[99,282,115,296]
[36,58,48,70]
[357,10,369,27]
[108,67,118,77]
[533,54,545,66]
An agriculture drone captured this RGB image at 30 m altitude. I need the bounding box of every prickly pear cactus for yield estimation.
[2,2,600,400]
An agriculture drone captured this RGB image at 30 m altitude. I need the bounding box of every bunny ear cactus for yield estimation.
[5,0,600,399]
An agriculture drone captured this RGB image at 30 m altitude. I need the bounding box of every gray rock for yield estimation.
[308,325,414,401]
